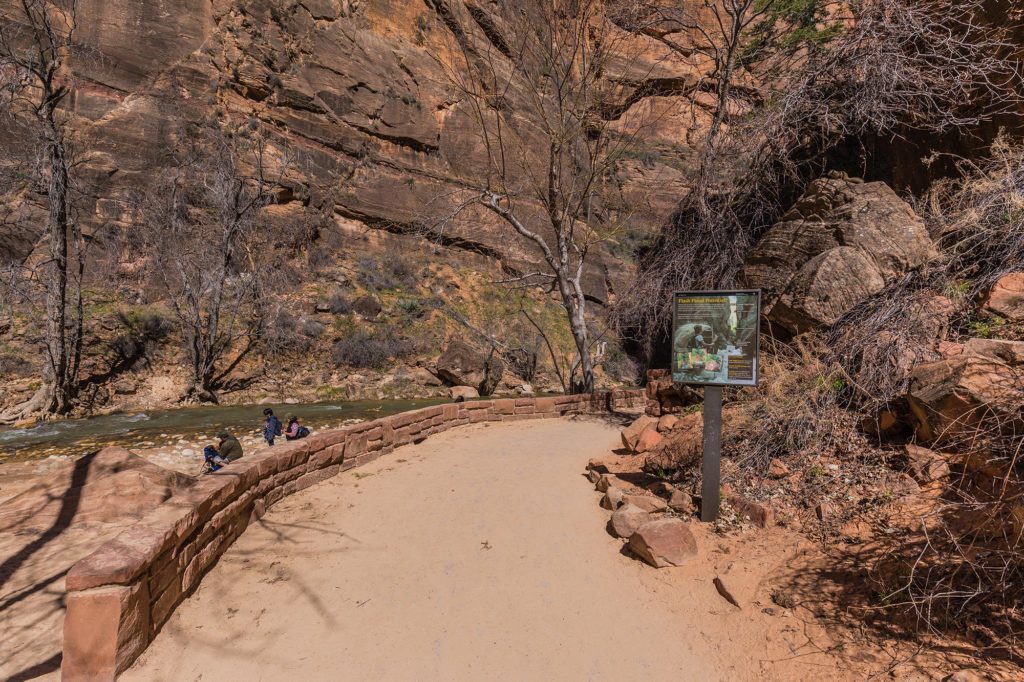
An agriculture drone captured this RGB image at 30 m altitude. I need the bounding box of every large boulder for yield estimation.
[449,385,480,402]
[741,177,937,334]
[984,273,1024,321]
[906,339,1024,443]
[627,517,698,567]
[436,340,505,396]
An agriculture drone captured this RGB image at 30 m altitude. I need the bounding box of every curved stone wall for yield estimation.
[60,390,644,681]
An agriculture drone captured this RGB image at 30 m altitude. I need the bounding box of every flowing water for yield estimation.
[0,399,445,464]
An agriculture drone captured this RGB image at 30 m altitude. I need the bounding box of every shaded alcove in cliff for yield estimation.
[824,112,1024,197]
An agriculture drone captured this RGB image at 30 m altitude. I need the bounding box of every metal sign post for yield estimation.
[670,290,761,523]
[700,386,723,523]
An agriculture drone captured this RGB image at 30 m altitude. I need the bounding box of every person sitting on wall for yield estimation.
[218,430,243,462]
[263,408,282,446]
[284,415,311,441]
[201,445,228,474]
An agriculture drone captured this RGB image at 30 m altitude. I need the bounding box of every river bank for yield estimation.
[0,398,446,466]
[0,397,444,680]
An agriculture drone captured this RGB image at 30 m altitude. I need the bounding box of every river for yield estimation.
[0,398,446,464]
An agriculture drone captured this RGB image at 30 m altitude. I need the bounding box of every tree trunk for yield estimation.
[43,111,75,414]
[559,276,594,394]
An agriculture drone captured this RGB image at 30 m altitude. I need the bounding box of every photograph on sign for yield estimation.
[671,290,760,387]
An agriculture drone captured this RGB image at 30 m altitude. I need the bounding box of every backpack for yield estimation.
[297,426,310,439]
[273,416,282,436]
[203,446,224,472]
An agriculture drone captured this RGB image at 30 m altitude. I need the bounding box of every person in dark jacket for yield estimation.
[263,408,282,446]
[218,431,243,462]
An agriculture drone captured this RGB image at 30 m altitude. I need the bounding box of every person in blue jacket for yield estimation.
[201,445,227,474]
[262,408,283,446]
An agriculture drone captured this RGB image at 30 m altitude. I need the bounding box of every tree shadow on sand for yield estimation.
[771,532,1024,676]
[0,453,102,682]
[0,451,95,594]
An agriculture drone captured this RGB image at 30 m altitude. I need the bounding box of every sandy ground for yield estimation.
[1,454,177,682]
[0,520,134,682]
[125,417,863,682]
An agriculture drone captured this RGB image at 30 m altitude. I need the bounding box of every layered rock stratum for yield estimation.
[0,0,707,297]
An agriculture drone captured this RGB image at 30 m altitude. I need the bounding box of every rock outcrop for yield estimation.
[906,338,1024,443]
[436,340,505,396]
[984,273,1024,321]
[741,177,937,334]
[0,0,717,308]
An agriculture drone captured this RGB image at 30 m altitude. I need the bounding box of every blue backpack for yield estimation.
[203,446,224,472]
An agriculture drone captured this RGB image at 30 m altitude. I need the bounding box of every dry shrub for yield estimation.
[613,0,1022,358]
[330,326,420,370]
[726,338,859,476]
[646,338,868,490]
[826,270,952,409]
[927,137,1024,298]
[872,414,1024,651]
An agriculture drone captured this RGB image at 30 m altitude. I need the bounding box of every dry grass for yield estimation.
[927,137,1024,299]
[726,338,858,474]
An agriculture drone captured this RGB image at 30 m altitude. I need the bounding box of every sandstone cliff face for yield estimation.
[0,0,709,302]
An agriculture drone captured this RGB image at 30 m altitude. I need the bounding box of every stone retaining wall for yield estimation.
[61,390,644,681]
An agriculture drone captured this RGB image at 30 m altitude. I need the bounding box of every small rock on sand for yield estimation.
[595,473,617,493]
[621,415,657,452]
[767,459,789,478]
[628,517,698,568]
[634,429,663,454]
[625,494,668,513]
[668,490,694,514]
[611,503,651,539]
[600,486,626,510]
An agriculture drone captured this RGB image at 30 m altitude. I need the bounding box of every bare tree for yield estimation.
[428,0,673,393]
[135,126,284,403]
[0,0,87,419]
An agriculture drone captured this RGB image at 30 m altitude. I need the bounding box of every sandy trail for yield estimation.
[126,417,854,682]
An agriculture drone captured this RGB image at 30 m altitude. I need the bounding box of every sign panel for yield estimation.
[671,290,761,387]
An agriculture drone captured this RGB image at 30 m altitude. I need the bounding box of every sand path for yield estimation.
[125,417,852,682]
